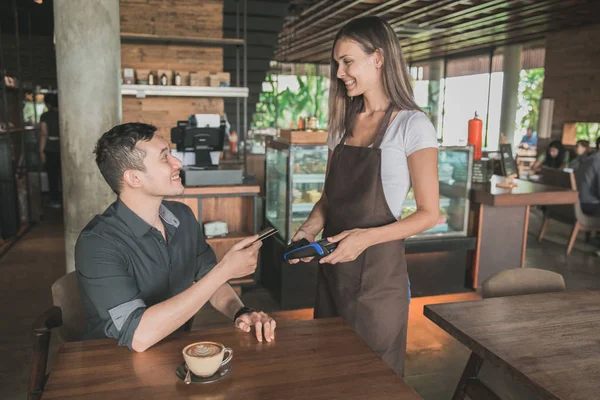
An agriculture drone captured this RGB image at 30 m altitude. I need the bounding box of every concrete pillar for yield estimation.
[499,44,522,146]
[54,0,121,273]
[428,59,444,134]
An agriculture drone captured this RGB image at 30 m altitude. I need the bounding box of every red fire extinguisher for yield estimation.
[468,111,483,160]
[229,131,238,153]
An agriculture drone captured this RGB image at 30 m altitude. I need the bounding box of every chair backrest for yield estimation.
[538,168,577,223]
[51,272,87,342]
[568,170,600,227]
[539,167,572,189]
[481,268,566,299]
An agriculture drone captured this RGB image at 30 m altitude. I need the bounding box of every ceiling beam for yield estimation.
[279,0,577,62]
[280,0,356,40]
[405,9,596,59]
[388,0,469,27]
[401,0,564,45]
[411,0,517,28]
[284,1,595,64]
[275,0,418,58]
[282,0,334,28]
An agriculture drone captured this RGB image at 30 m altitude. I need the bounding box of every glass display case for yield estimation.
[265,140,472,243]
[265,138,328,243]
[411,145,473,238]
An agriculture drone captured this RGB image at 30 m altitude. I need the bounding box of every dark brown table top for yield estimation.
[42,318,421,400]
[470,175,578,207]
[424,290,600,400]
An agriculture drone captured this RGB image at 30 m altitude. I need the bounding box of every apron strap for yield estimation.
[340,104,394,150]
[372,105,395,150]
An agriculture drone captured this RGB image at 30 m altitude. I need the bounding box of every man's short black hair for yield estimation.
[44,93,58,109]
[94,123,157,194]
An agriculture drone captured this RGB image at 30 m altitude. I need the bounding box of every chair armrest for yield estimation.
[29,306,63,398]
[32,306,62,334]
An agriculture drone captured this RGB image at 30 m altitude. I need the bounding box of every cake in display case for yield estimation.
[265,139,328,243]
[265,141,472,243]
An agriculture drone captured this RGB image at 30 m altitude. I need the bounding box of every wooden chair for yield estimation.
[481,268,565,299]
[29,272,85,400]
[537,168,600,255]
[29,272,194,399]
[453,268,566,400]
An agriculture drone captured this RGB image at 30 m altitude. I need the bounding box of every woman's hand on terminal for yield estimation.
[319,229,375,265]
[288,229,316,264]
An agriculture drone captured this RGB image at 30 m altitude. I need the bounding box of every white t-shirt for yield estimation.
[326,110,439,219]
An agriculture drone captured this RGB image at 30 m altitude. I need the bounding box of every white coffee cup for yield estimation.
[182,341,233,378]
[209,151,221,165]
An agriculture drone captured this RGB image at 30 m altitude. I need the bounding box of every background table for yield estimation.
[469,175,578,287]
[424,290,600,400]
[42,318,422,400]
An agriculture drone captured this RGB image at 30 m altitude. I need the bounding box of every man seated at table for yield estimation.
[575,137,600,217]
[75,123,275,352]
[519,127,538,149]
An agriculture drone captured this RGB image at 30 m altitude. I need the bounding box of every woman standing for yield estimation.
[290,17,439,376]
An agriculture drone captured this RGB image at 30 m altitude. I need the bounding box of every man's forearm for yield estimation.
[209,283,244,320]
[39,135,47,154]
[131,265,229,352]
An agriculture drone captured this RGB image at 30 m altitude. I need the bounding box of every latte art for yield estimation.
[185,343,221,357]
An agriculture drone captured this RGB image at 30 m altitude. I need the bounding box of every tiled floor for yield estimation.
[1,207,599,400]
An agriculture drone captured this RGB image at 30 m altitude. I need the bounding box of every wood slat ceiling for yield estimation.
[275,0,600,64]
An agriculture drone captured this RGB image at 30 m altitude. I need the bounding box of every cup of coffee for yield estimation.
[182,341,233,378]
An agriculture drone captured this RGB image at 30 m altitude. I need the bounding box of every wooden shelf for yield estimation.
[0,128,25,135]
[121,84,248,99]
[280,130,328,144]
[183,184,260,196]
[121,32,244,47]
[206,231,251,243]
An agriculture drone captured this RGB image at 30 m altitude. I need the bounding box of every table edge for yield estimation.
[423,305,559,400]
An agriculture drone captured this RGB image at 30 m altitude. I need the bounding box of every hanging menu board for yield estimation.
[499,144,518,177]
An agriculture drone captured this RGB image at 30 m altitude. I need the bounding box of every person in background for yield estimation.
[519,127,538,149]
[39,93,62,208]
[567,140,591,170]
[531,140,569,173]
[574,136,600,256]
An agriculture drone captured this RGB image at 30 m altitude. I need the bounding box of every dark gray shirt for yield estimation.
[575,151,600,205]
[75,199,217,349]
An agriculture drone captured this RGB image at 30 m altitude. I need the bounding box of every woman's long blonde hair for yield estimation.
[328,16,420,142]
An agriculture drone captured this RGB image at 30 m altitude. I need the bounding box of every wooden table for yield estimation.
[424,290,600,400]
[469,175,578,287]
[42,318,422,400]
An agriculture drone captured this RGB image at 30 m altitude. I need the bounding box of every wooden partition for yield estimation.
[166,184,260,286]
[119,0,225,137]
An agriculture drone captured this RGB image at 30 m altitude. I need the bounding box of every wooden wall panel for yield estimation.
[119,0,225,140]
[120,0,223,37]
[543,24,600,144]
[200,197,253,234]
[121,44,223,73]
[167,197,199,220]
[207,235,246,262]
[122,97,224,139]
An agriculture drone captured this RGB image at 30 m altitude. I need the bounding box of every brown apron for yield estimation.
[314,108,410,376]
